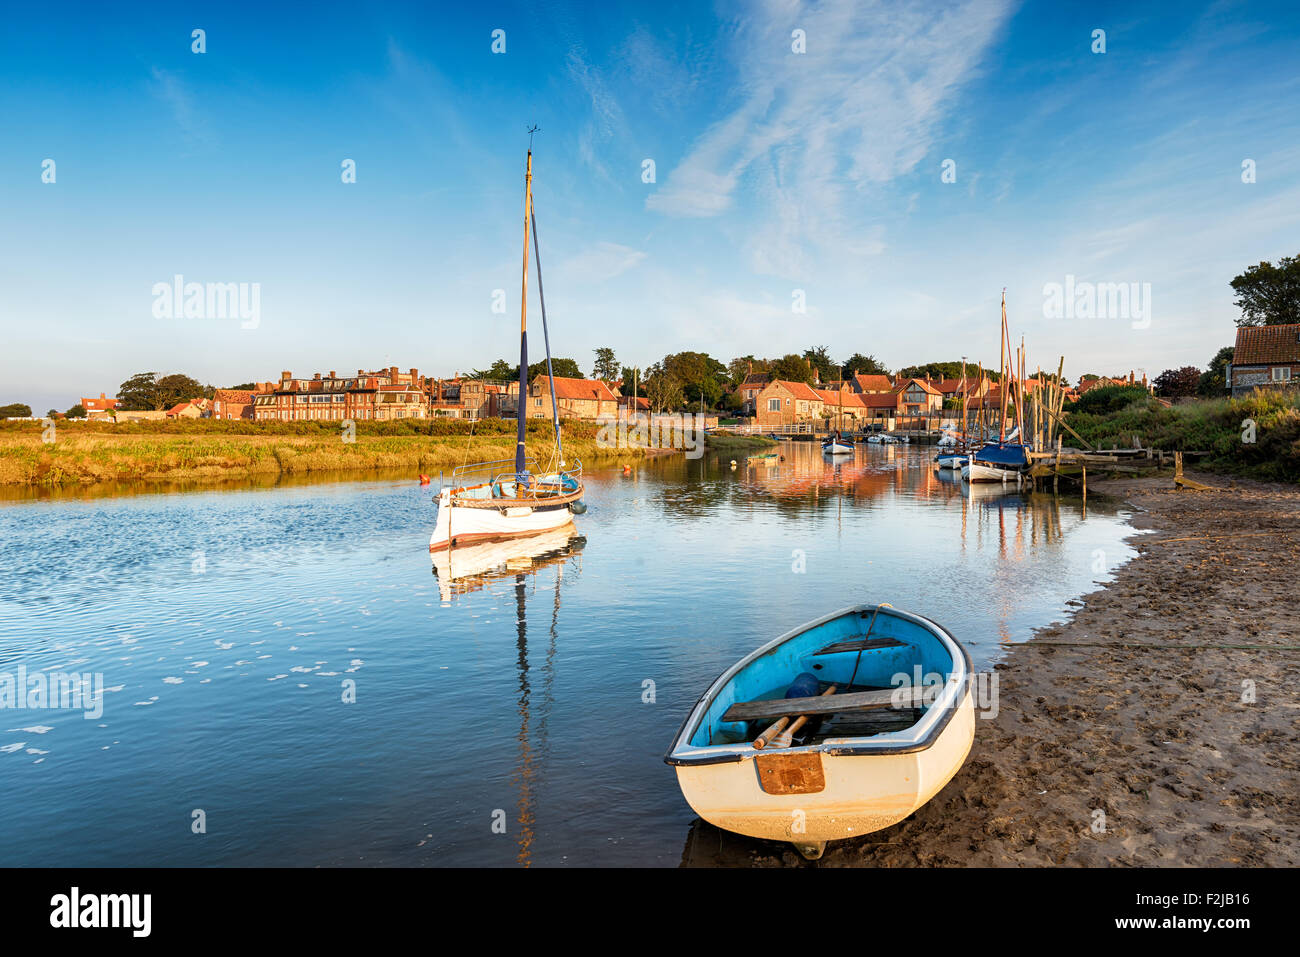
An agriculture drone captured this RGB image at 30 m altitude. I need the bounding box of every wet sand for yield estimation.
[685,472,1300,867]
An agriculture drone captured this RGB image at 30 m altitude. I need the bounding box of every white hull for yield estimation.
[822,442,853,455]
[429,487,578,551]
[673,688,975,845]
[666,604,975,856]
[961,462,1021,483]
[935,454,967,470]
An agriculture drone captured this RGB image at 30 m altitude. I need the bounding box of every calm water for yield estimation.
[0,442,1138,866]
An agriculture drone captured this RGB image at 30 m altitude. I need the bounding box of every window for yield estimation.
[1272,367,1292,382]
[767,398,781,412]
[535,398,542,407]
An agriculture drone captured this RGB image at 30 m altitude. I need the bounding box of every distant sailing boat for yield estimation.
[962,290,1028,485]
[429,136,585,552]
[822,367,853,455]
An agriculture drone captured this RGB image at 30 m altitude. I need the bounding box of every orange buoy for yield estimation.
[622,465,632,474]
[418,474,430,485]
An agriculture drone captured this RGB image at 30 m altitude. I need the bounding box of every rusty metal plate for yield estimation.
[754,751,826,795]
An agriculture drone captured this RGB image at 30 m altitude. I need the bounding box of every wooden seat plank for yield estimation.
[722,686,924,723]
[812,636,907,656]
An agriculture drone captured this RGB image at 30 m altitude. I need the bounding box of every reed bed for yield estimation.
[0,418,659,486]
[1066,388,1300,482]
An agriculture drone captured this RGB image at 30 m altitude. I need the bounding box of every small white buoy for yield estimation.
[730,459,737,470]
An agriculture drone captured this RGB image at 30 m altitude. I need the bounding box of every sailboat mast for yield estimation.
[515,147,533,478]
[998,289,1008,444]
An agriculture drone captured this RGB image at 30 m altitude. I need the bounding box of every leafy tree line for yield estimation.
[1231,255,1299,326]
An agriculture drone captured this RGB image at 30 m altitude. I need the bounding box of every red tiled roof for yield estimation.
[740,373,771,392]
[852,374,894,392]
[894,377,941,395]
[536,376,619,402]
[81,396,118,411]
[860,392,900,409]
[213,389,253,404]
[764,379,823,402]
[1234,323,1300,365]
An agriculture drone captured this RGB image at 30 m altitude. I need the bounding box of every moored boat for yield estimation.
[665,603,974,859]
[430,135,586,553]
[821,430,853,455]
[961,461,1021,483]
[935,452,968,470]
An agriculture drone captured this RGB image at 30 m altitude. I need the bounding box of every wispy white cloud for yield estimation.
[148,67,207,147]
[647,0,1016,278]
[557,242,647,284]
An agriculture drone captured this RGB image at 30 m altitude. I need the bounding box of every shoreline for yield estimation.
[690,471,1300,867]
[839,471,1300,866]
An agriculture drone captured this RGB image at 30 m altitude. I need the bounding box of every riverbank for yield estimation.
[0,419,667,486]
[703,431,778,454]
[718,472,1300,867]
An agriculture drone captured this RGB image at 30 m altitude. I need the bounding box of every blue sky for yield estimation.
[3,0,1299,411]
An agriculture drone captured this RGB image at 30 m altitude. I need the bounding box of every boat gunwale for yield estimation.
[663,603,972,767]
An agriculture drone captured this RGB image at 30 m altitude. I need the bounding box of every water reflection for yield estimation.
[0,444,1137,867]
[430,529,586,602]
[432,529,585,866]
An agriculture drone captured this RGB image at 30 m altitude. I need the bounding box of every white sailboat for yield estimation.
[430,136,585,553]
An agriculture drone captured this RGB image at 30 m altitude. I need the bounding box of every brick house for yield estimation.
[80,393,118,419]
[212,389,254,420]
[526,376,620,421]
[738,371,772,414]
[1230,324,1300,397]
[816,387,870,425]
[253,367,428,422]
[893,378,943,414]
[166,398,213,418]
[934,376,992,403]
[754,380,825,427]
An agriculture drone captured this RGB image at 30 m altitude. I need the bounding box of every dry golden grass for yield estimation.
[0,426,655,486]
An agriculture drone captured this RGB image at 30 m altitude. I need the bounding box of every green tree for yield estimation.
[592,347,619,382]
[0,403,33,417]
[801,346,836,383]
[468,359,517,380]
[1153,366,1201,398]
[618,365,642,396]
[117,372,162,411]
[642,363,684,412]
[1197,346,1235,396]
[155,373,210,409]
[226,382,256,391]
[728,355,770,384]
[65,404,87,418]
[659,351,727,408]
[770,353,815,384]
[842,353,889,377]
[1231,255,1300,326]
[470,357,583,382]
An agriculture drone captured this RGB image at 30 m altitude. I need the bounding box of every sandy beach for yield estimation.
[686,471,1300,867]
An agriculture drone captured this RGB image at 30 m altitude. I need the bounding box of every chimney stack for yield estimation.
[329,371,336,379]
[281,370,292,380]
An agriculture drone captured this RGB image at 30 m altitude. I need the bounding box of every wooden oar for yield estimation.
[753,684,837,750]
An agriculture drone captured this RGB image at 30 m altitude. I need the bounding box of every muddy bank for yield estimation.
[686,472,1300,867]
